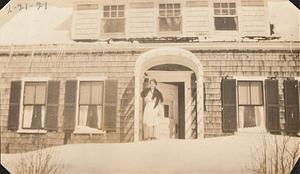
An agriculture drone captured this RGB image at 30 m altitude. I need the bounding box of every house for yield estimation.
[0,0,299,153]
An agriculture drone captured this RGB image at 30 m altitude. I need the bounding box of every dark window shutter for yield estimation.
[265,79,280,133]
[8,81,22,131]
[103,80,118,132]
[45,81,60,131]
[284,80,299,134]
[221,79,237,132]
[63,80,77,131]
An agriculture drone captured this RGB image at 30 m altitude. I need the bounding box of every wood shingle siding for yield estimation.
[0,43,299,152]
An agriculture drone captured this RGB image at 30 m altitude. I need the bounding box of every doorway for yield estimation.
[133,47,204,141]
[146,70,193,139]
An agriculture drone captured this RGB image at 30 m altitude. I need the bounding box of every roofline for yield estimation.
[0,41,299,55]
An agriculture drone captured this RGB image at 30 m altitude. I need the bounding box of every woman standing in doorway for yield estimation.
[141,79,164,140]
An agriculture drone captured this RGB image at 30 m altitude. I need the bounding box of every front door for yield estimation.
[156,82,178,139]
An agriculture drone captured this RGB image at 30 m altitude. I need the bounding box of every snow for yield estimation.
[73,126,105,134]
[0,5,74,44]
[0,0,299,44]
[268,0,300,41]
[1,134,299,174]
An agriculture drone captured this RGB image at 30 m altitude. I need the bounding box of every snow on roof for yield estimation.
[0,0,299,45]
[268,0,300,41]
[0,5,74,45]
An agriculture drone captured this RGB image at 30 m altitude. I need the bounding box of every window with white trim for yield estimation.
[23,82,47,129]
[238,81,264,128]
[213,2,238,31]
[78,81,104,130]
[102,5,125,33]
[158,3,182,32]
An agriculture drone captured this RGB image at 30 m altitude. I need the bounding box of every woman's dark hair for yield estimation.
[149,79,157,85]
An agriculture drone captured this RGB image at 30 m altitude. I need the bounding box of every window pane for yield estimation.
[159,4,165,9]
[35,83,46,104]
[159,17,181,32]
[78,105,88,126]
[91,82,103,105]
[167,4,173,9]
[214,3,220,8]
[97,106,102,129]
[103,6,110,11]
[229,9,236,15]
[118,11,124,17]
[103,12,110,17]
[111,11,117,17]
[24,83,35,104]
[111,5,117,10]
[174,9,181,16]
[80,82,90,104]
[174,4,180,9]
[222,9,228,15]
[229,3,236,8]
[214,9,221,15]
[221,3,228,8]
[86,105,99,128]
[118,5,124,10]
[31,105,44,129]
[251,82,263,105]
[103,19,125,33]
[23,105,34,128]
[159,10,166,16]
[214,17,237,30]
[167,9,173,16]
[238,82,250,105]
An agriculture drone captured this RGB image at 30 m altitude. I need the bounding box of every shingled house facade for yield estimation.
[0,0,299,153]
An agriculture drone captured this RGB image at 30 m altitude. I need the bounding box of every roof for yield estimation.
[0,0,299,45]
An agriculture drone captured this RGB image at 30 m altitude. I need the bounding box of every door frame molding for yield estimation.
[134,47,204,141]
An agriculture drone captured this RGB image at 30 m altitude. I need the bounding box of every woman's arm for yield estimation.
[140,88,149,98]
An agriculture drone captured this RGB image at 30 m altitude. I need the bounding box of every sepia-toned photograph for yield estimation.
[0,0,299,173]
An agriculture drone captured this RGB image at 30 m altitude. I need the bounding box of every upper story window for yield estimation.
[213,2,238,31]
[78,81,104,130]
[158,3,182,32]
[23,82,47,129]
[102,5,125,33]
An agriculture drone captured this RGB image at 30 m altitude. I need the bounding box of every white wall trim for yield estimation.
[234,76,267,81]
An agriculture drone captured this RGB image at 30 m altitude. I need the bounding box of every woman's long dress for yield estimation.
[143,90,161,127]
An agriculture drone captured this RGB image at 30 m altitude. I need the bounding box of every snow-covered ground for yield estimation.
[1,134,299,174]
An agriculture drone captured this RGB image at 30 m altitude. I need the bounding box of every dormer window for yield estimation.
[158,3,182,32]
[213,2,238,31]
[102,5,125,34]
